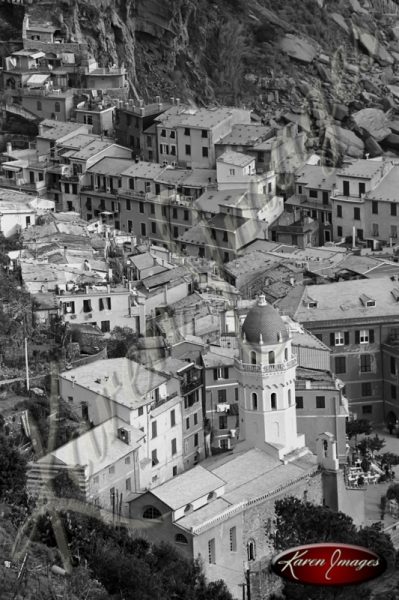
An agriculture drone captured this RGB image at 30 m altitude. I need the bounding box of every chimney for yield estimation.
[155,95,161,103]
[6,142,12,155]
[170,97,175,105]
[176,98,180,106]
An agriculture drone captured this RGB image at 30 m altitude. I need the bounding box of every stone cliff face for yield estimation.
[9,0,399,159]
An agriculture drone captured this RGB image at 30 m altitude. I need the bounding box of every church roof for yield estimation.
[241,295,289,345]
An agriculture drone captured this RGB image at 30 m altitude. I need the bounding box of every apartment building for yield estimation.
[216,151,276,196]
[279,277,399,423]
[58,358,185,489]
[114,98,170,156]
[75,99,115,136]
[330,159,394,245]
[285,164,337,244]
[202,346,239,452]
[58,281,145,335]
[153,357,204,468]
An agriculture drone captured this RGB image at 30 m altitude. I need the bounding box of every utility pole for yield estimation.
[25,337,30,392]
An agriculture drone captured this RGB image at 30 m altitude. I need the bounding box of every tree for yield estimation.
[379,452,399,468]
[107,326,139,358]
[357,435,386,458]
[0,434,26,501]
[386,483,399,504]
[270,497,396,600]
[346,419,373,443]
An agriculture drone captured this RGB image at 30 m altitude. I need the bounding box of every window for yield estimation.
[247,540,256,561]
[337,226,343,237]
[202,147,209,158]
[138,407,144,417]
[194,433,199,446]
[143,506,161,519]
[170,409,176,427]
[335,356,346,374]
[229,168,235,176]
[229,527,237,552]
[358,181,366,196]
[129,178,135,190]
[170,145,176,156]
[357,229,364,241]
[360,329,371,344]
[151,421,157,438]
[175,534,188,544]
[83,299,92,313]
[343,180,350,196]
[125,456,131,464]
[99,297,111,311]
[141,223,146,236]
[362,405,372,415]
[184,127,190,136]
[101,320,110,333]
[37,100,42,111]
[309,189,318,198]
[316,396,325,409]
[391,225,397,239]
[193,413,198,426]
[151,449,158,466]
[271,393,277,410]
[288,389,292,406]
[109,466,115,475]
[126,478,131,491]
[63,301,75,315]
[372,223,379,237]
[64,183,70,194]
[354,207,360,220]
[362,382,372,397]
[392,385,397,400]
[219,415,228,429]
[161,129,166,138]
[173,226,179,238]
[54,101,60,113]
[208,539,216,564]
[173,466,177,477]
[251,351,257,365]
[252,392,258,410]
[391,204,397,217]
[296,396,304,409]
[269,350,275,365]
[202,129,208,138]
[372,200,378,214]
[151,222,157,234]
[186,417,190,430]
[185,144,191,156]
[298,185,302,194]
[139,202,144,213]
[322,191,329,205]
[172,207,178,219]
[360,354,372,373]
[171,438,177,455]
[334,331,344,346]
[391,357,396,375]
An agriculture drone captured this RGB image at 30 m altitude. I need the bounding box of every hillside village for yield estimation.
[3,3,399,600]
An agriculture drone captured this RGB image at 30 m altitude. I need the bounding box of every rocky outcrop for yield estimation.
[279,35,318,64]
[352,108,391,141]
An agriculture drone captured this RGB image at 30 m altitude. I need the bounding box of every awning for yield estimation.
[26,73,51,86]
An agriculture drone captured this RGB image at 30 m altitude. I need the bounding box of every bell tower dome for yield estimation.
[235,295,305,460]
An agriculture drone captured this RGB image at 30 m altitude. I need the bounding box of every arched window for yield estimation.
[271,393,277,410]
[247,540,256,561]
[175,533,189,544]
[269,350,275,365]
[251,351,257,365]
[323,439,328,458]
[284,348,288,361]
[252,392,258,410]
[288,389,292,406]
[143,506,161,519]
[54,101,60,113]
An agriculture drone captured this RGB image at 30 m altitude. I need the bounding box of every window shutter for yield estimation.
[369,329,375,344]
[344,331,349,345]
[355,331,360,344]
[330,333,335,346]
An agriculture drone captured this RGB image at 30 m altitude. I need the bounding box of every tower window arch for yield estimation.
[251,351,257,365]
[247,539,256,561]
[251,392,258,410]
[271,393,277,410]
[269,350,275,365]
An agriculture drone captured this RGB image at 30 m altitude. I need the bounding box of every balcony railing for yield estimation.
[181,378,202,395]
[234,357,296,374]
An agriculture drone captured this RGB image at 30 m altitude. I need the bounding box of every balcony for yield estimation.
[61,173,82,183]
[181,378,202,395]
[81,185,118,196]
[0,176,47,193]
[234,357,297,374]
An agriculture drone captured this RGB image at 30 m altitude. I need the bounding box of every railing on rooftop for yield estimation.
[234,357,296,374]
